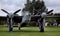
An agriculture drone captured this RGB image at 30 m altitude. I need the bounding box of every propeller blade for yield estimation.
[9,18,13,32]
[47,10,53,14]
[14,9,21,14]
[1,9,9,14]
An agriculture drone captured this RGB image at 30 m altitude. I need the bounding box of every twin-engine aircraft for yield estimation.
[0,9,60,32]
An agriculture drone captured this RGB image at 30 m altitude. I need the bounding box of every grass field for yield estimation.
[0,26,60,36]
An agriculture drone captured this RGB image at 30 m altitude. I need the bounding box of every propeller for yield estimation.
[39,9,53,32]
[47,9,53,14]
[1,9,21,32]
[1,9,9,14]
[14,9,21,14]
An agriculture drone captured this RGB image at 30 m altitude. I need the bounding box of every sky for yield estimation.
[0,0,60,16]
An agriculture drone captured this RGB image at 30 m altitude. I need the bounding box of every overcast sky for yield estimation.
[0,0,60,16]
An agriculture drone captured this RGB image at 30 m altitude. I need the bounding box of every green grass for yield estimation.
[0,26,60,36]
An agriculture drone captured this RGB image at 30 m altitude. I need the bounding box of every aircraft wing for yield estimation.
[13,15,60,23]
[30,15,60,22]
[0,15,60,23]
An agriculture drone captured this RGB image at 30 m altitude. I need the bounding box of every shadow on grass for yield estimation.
[0,30,40,32]
[0,30,60,33]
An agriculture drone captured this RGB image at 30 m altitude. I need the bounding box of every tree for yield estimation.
[22,0,47,15]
